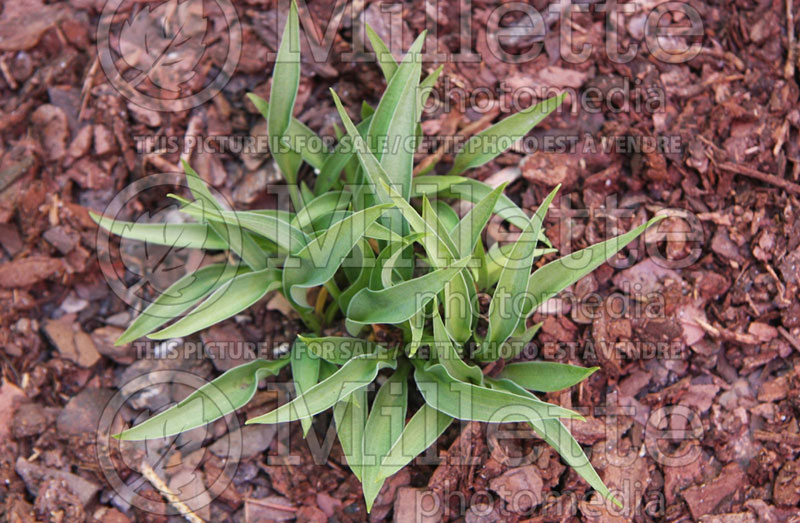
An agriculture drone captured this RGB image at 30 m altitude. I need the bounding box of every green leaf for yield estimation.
[498,362,598,392]
[450,183,506,259]
[479,186,558,360]
[431,303,484,385]
[116,358,288,440]
[183,161,268,271]
[362,364,410,511]
[298,335,381,366]
[148,268,282,339]
[418,65,443,115]
[315,115,373,196]
[472,239,490,291]
[291,339,321,436]
[282,204,390,308]
[361,100,376,120]
[523,215,666,318]
[329,89,393,206]
[268,0,302,186]
[246,351,398,424]
[333,388,368,481]
[407,307,425,357]
[247,94,328,170]
[486,377,620,508]
[497,322,541,361]
[485,242,556,289]
[179,204,308,254]
[432,200,460,233]
[385,182,475,343]
[116,263,245,345]
[411,176,535,233]
[338,241,375,313]
[378,404,452,480]
[413,362,582,422]
[447,93,566,175]
[346,257,471,325]
[290,191,352,231]
[366,24,398,81]
[369,233,423,290]
[90,212,227,251]
[366,32,423,201]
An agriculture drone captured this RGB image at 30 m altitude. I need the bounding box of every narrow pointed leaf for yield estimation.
[247,351,397,424]
[116,358,288,440]
[362,364,409,511]
[292,340,321,436]
[91,212,227,250]
[179,203,308,254]
[315,115,373,196]
[366,24,398,81]
[412,176,541,234]
[366,32,423,201]
[346,257,471,325]
[447,93,566,175]
[413,362,582,422]
[149,268,282,339]
[330,89,392,205]
[282,204,390,307]
[116,263,246,345]
[183,162,268,271]
[333,388,368,481]
[480,186,558,360]
[432,305,483,385]
[269,0,302,183]
[450,183,506,259]
[498,362,599,392]
[378,404,452,480]
[486,377,620,508]
[290,191,352,231]
[523,216,666,318]
[248,94,328,170]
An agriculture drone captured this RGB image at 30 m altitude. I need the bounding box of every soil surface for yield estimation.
[2,0,800,521]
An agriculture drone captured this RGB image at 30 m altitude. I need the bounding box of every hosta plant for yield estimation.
[95,2,662,511]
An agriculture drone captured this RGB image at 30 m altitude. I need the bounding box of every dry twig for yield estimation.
[718,162,800,196]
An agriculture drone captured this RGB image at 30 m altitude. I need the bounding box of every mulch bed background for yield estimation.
[1,0,800,521]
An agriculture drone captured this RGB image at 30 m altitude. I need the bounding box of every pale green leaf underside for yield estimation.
[116,358,288,441]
